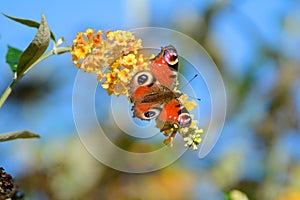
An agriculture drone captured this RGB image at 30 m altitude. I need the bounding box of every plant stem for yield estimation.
[0,78,18,108]
[22,46,72,75]
[0,46,72,108]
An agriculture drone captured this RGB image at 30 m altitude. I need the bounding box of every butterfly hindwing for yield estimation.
[157,99,192,127]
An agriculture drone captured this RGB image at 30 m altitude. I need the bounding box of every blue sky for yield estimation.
[0,0,299,185]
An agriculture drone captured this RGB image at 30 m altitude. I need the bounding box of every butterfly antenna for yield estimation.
[177,73,202,101]
[189,96,201,101]
[179,74,199,90]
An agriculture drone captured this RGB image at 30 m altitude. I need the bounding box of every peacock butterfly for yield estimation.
[129,45,192,131]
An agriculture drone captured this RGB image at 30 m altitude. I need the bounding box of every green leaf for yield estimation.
[2,13,56,42]
[5,45,23,72]
[0,130,40,142]
[16,14,51,77]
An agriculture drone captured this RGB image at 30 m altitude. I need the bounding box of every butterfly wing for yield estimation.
[130,84,163,121]
[130,83,192,128]
[157,99,192,128]
[129,71,175,121]
[150,45,179,89]
[129,46,192,128]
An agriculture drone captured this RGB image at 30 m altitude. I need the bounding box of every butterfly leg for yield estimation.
[163,132,177,147]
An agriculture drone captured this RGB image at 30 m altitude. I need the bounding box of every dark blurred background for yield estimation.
[1,0,300,199]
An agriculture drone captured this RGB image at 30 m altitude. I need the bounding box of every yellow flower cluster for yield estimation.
[71,28,144,95]
[181,119,203,150]
[176,94,203,149]
[157,114,203,149]
[101,53,149,96]
[71,28,203,149]
[71,29,103,67]
[178,94,198,111]
[153,93,203,148]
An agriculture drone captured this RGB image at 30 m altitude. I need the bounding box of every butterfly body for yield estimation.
[133,84,176,104]
[129,45,192,129]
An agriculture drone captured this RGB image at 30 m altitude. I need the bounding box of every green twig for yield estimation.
[0,78,18,108]
[0,46,71,108]
[22,46,72,76]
